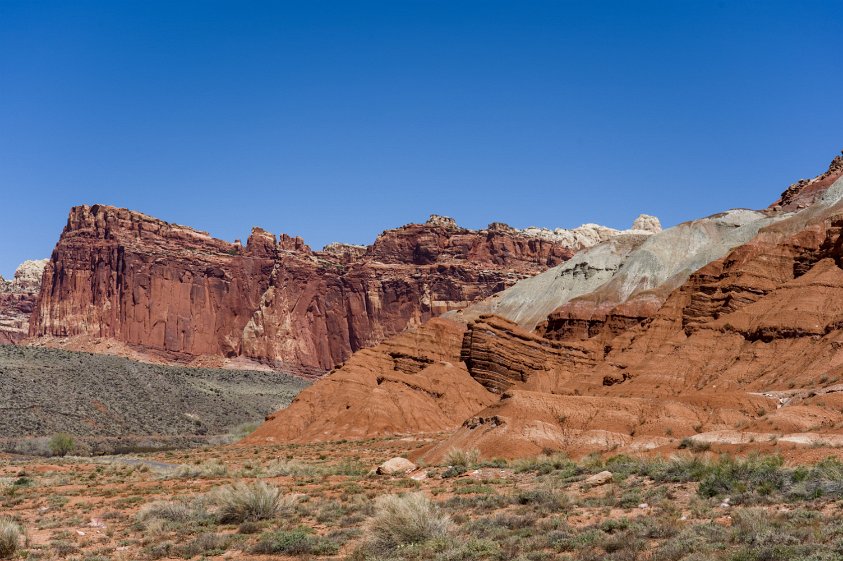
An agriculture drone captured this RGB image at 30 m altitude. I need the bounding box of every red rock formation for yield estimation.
[538,152,843,346]
[771,151,843,212]
[251,149,843,459]
[30,208,581,373]
[245,318,497,443]
[460,315,591,393]
[432,175,843,458]
[30,207,276,362]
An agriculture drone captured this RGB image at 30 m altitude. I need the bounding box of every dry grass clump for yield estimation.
[444,448,480,468]
[159,460,228,479]
[366,492,452,551]
[0,519,24,559]
[138,481,291,531]
[137,497,212,527]
[213,481,288,523]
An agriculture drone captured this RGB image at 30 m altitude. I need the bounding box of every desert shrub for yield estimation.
[253,527,340,555]
[513,453,579,476]
[213,481,284,523]
[444,448,480,468]
[177,533,230,557]
[697,455,787,502]
[514,488,570,512]
[787,457,843,500]
[441,465,467,478]
[366,492,452,551]
[49,433,74,457]
[729,508,790,547]
[137,497,212,527]
[326,458,368,476]
[651,455,712,483]
[50,540,79,556]
[0,519,23,559]
[161,460,228,479]
[678,438,711,453]
[237,520,262,534]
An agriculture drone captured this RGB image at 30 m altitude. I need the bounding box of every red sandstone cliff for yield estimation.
[30,207,594,373]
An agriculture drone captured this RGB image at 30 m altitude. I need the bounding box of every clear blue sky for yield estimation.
[1,1,841,277]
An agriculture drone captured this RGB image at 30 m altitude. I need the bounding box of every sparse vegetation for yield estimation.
[443,448,479,468]
[363,492,452,553]
[253,527,341,555]
[213,481,286,523]
[137,496,213,528]
[0,519,23,559]
[8,437,843,560]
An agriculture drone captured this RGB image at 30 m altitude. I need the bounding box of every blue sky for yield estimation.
[1,1,841,277]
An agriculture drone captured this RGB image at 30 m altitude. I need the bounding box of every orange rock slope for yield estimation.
[251,150,843,458]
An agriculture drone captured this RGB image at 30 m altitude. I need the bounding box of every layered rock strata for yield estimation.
[252,149,843,460]
[31,207,642,373]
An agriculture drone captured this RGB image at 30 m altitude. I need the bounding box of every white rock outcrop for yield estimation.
[517,214,661,250]
[8,259,48,293]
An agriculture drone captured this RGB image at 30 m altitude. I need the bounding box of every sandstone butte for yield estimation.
[247,150,843,461]
[26,207,658,375]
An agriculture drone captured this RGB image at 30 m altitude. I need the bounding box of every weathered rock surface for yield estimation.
[518,214,661,247]
[429,156,843,459]
[771,150,843,212]
[460,315,579,394]
[375,457,417,475]
[31,209,633,373]
[584,471,614,486]
[244,318,497,443]
[0,259,47,344]
[253,149,843,460]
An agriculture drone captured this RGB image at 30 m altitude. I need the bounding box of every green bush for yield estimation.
[253,527,340,555]
[697,455,787,502]
[48,433,74,457]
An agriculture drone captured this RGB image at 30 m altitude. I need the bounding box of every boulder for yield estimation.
[376,457,417,475]
[584,471,614,486]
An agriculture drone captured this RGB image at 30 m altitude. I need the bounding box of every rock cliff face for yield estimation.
[430,154,843,459]
[0,260,48,344]
[245,317,497,443]
[31,208,638,373]
[252,149,843,460]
